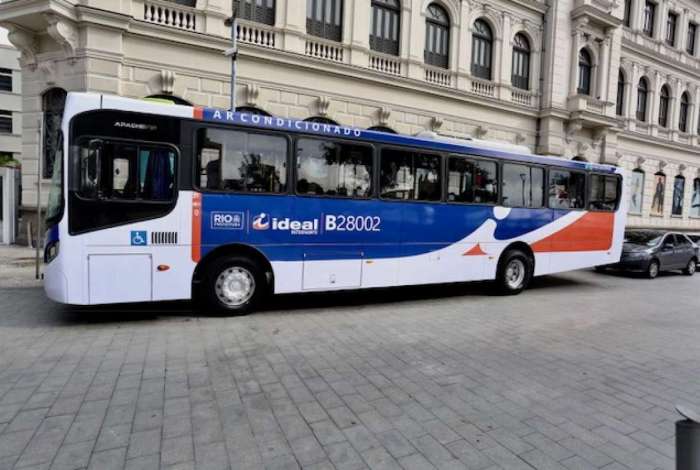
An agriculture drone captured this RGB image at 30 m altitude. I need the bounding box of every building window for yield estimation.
[688,23,697,55]
[511,33,530,90]
[637,78,648,121]
[679,92,690,132]
[235,0,275,25]
[643,1,656,37]
[0,110,12,133]
[307,0,343,41]
[623,0,631,26]
[616,70,625,116]
[471,19,493,80]
[672,175,685,215]
[370,0,400,56]
[658,85,670,127]
[666,12,678,46]
[42,88,67,179]
[0,68,12,92]
[424,3,450,69]
[577,49,592,95]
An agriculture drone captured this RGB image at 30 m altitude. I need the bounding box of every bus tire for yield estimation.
[495,249,532,295]
[201,256,265,315]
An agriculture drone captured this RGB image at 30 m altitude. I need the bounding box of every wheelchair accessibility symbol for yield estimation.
[130,231,148,246]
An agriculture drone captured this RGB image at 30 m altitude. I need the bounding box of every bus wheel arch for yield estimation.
[495,242,535,295]
[192,244,274,313]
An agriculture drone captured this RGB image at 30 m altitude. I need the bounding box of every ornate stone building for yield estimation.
[0,0,699,230]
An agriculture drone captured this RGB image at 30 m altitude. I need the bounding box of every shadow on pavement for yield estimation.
[0,272,598,327]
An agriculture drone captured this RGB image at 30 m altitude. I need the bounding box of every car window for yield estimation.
[677,235,692,247]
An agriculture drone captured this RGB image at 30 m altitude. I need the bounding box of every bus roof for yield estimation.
[84,93,618,174]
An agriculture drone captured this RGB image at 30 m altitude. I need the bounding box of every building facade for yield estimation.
[0,36,21,168]
[0,0,698,230]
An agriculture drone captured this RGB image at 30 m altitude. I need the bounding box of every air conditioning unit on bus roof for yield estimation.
[414,131,532,155]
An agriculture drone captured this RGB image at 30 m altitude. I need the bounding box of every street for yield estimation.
[0,269,698,470]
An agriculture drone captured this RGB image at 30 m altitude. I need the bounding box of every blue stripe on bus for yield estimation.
[198,193,569,262]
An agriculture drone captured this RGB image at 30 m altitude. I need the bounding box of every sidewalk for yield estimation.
[0,244,43,288]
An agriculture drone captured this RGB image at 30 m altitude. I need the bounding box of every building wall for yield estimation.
[0,42,21,160]
[0,0,698,231]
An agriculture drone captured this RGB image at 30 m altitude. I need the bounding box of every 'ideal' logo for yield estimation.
[252,213,270,230]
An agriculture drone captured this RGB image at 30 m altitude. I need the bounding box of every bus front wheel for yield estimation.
[201,256,265,315]
[495,249,533,295]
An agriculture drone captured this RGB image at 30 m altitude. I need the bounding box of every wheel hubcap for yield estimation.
[689,262,696,274]
[650,263,659,277]
[215,267,255,306]
[505,259,526,290]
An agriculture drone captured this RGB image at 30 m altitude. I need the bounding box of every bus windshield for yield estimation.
[45,132,64,226]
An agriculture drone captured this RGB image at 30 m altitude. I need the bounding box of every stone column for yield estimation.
[653,0,666,42]
[407,0,426,80]
[650,70,660,134]
[456,1,471,89]
[280,0,307,54]
[598,35,611,101]
[499,13,512,89]
[671,77,681,132]
[679,9,689,51]
[630,0,642,30]
[350,0,371,66]
[569,29,582,96]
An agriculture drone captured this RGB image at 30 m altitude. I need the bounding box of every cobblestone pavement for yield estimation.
[0,269,699,470]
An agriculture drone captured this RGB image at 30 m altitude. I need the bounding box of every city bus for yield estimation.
[43,93,628,314]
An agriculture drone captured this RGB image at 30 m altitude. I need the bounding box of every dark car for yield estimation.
[689,234,700,266]
[597,230,698,278]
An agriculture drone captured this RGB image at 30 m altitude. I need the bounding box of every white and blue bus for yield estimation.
[43,93,628,314]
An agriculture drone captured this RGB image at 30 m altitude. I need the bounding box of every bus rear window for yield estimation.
[590,174,620,211]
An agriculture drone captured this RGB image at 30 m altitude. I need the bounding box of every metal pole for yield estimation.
[35,119,43,279]
[226,0,238,112]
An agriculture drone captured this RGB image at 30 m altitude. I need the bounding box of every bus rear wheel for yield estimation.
[496,249,533,295]
[201,256,265,315]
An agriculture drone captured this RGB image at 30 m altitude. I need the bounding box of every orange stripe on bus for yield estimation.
[192,192,202,262]
[463,243,486,256]
[531,212,615,253]
[193,107,204,120]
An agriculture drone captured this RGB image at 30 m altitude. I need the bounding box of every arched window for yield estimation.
[471,19,493,80]
[577,49,592,95]
[672,174,685,215]
[659,85,670,127]
[307,0,343,41]
[370,0,400,55]
[511,33,530,90]
[690,177,700,217]
[424,3,450,69]
[616,70,625,116]
[235,0,275,25]
[679,92,690,133]
[236,106,272,116]
[42,88,67,179]
[145,94,192,106]
[304,116,340,125]
[637,78,649,121]
[367,125,397,134]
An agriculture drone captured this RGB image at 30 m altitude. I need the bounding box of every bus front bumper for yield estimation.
[43,261,69,304]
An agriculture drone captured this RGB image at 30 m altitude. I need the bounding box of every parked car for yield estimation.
[596,230,698,279]
[688,234,700,267]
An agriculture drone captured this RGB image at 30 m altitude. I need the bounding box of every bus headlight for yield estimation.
[44,241,60,264]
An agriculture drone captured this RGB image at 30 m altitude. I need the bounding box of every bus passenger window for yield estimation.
[196,128,287,193]
[590,174,619,211]
[548,170,586,209]
[502,164,544,208]
[77,139,176,202]
[447,156,497,204]
[380,149,441,201]
[296,139,372,198]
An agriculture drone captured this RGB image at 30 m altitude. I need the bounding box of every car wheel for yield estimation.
[647,260,660,279]
[683,258,697,276]
[496,250,533,295]
[201,256,266,315]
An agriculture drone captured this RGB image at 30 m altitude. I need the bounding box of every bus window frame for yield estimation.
[293,136,376,200]
[191,123,293,196]
[546,166,588,211]
[377,144,445,204]
[71,135,181,207]
[444,153,501,207]
[499,161,547,209]
[588,172,623,212]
